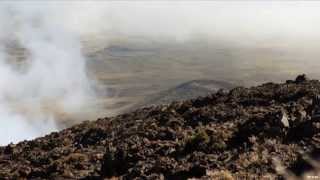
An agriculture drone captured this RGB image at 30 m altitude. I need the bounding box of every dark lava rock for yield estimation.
[295,74,309,84]
[2,74,320,179]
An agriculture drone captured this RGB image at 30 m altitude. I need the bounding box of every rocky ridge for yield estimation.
[1,75,320,179]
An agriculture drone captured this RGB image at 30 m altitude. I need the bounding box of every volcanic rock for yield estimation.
[1,74,320,179]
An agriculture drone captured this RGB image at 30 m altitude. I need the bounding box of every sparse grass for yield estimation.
[206,170,234,180]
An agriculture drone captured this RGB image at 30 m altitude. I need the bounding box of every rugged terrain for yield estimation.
[1,75,320,179]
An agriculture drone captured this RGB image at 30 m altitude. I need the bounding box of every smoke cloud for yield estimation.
[0,2,95,145]
[1,1,320,145]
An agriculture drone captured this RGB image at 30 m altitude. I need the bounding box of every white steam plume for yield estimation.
[0,2,95,145]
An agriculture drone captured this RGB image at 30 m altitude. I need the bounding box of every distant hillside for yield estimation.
[138,79,234,106]
[1,75,320,179]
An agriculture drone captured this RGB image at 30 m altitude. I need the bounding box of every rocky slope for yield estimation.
[1,75,320,179]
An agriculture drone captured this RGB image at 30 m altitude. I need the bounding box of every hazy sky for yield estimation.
[36,1,320,45]
[1,1,320,46]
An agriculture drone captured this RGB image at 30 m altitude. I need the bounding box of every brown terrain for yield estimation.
[7,38,320,126]
[1,74,320,179]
